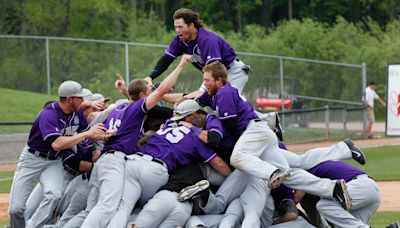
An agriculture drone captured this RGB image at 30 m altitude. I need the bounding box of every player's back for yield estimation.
[141,121,215,171]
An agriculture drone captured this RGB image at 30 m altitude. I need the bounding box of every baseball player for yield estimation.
[107,117,231,227]
[309,160,380,227]
[8,81,105,228]
[145,8,250,97]
[128,161,206,228]
[196,61,352,211]
[77,55,192,228]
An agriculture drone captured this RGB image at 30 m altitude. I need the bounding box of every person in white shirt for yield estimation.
[365,81,386,138]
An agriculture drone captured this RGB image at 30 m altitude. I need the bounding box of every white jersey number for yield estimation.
[108,118,121,131]
[156,126,190,143]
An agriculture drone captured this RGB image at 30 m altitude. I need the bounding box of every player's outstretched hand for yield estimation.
[86,123,107,140]
[91,100,105,110]
[115,73,127,91]
[179,121,193,128]
[179,54,192,67]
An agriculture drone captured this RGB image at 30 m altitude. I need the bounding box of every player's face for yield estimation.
[203,71,218,95]
[174,18,195,42]
[70,96,84,112]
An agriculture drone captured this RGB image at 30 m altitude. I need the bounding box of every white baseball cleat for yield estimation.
[268,169,290,189]
[178,180,210,202]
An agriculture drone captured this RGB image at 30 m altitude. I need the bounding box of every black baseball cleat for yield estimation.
[387,221,400,228]
[344,139,366,165]
[268,169,290,189]
[333,179,352,211]
[178,180,210,202]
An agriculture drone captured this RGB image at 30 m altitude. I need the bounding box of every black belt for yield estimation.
[135,152,166,168]
[28,148,57,160]
[104,150,127,160]
[227,57,240,70]
[63,164,80,176]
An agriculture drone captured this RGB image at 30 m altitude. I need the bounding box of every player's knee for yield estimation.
[44,189,63,201]
[9,202,25,217]
[230,151,247,170]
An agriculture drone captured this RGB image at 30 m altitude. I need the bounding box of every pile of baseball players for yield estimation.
[9,7,395,228]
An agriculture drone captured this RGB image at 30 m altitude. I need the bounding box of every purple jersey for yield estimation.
[103,98,148,155]
[307,160,367,182]
[205,114,237,150]
[165,27,236,70]
[198,83,258,134]
[61,139,93,163]
[27,102,89,156]
[140,121,217,172]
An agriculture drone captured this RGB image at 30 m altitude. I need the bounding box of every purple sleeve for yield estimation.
[165,37,183,59]
[38,110,62,141]
[217,90,238,120]
[194,137,217,163]
[200,37,222,65]
[206,114,224,138]
[196,92,211,107]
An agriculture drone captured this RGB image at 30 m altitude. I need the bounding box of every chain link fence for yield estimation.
[0,35,368,143]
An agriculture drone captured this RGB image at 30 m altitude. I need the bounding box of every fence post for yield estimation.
[343,108,348,137]
[45,38,51,95]
[325,105,330,140]
[279,57,285,127]
[125,43,130,82]
[361,63,367,138]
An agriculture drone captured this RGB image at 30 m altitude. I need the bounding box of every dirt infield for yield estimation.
[0,136,399,222]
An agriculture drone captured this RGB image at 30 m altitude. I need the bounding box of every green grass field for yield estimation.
[0,87,56,134]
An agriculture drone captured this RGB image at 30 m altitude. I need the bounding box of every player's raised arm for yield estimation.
[145,55,191,110]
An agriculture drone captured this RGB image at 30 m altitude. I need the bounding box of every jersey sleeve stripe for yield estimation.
[205,57,222,65]
[209,129,223,138]
[204,153,217,163]
[165,51,177,59]
[219,114,237,120]
[43,132,62,141]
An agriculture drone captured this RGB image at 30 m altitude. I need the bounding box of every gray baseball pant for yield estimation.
[9,147,65,228]
[269,216,316,228]
[43,175,90,228]
[185,198,243,228]
[132,190,191,228]
[201,170,268,227]
[25,170,75,222]
[107,154,169,228]
[81,152,126,228]
[231,120,337,198]
[279,141,352,170]
[316,174,380,228]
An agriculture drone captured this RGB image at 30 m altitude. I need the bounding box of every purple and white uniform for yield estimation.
[163,27,249,92]
[166,27,236,71]
[9,102,89,228]
[103,98,148,155]
[107,121,217,227]
[81,98,148,228]
[309,161,380,228]
[198,83,343,223]
[140,122,216,171]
